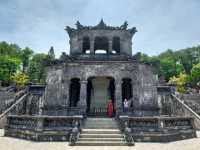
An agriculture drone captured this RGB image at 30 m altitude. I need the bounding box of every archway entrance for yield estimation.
[86,77,115,116]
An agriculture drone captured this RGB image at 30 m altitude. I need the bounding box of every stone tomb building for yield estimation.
[45,20,158,116]
[4,20,197,145]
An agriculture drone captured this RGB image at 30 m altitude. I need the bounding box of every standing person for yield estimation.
[123,99,129,113]
[107,99,113,117]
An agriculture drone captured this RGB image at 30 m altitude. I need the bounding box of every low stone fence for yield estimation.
[0,91,15,128]
[181,94,200,102]
[117,107,160,117]
[0,91,15,114]
[4,115,84,141]
[118,116,196,142]
[42,107,86,116]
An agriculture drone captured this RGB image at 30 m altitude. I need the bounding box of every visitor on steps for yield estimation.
[107,99,113,117]
[123,99,129,113]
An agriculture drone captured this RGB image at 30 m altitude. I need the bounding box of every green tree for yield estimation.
[28,53,47,83]
[11,72,29,88]
[169,73,187,93]
[0,55,21,84]
[190,63,200,85]
[0,41,21,57]
[20,47,33,72]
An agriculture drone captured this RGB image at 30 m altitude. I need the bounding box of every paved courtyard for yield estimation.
[0,130,199,150]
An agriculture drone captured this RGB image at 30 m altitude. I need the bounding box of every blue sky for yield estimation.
[0,0,200,57]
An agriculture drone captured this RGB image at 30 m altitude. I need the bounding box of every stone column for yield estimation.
[108,38,113,54]
[36,117,44,133]
[62,80,70,107]
[78,80,87,113]
[38,95,44,115]
[80,39,83,53]
[90,38,95,54]
[115,80,122,114]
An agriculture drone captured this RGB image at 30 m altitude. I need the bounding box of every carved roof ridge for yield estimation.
[65,20,137,37]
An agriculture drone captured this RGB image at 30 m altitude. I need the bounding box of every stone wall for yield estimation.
[44,61,158,113]
[0,90,15,128]
[181,94,200,115]
[0,91,15,114]
[69,29,133,56]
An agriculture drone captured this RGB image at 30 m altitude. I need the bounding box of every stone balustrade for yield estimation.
[118,116,196,142]
[5,115,83,141]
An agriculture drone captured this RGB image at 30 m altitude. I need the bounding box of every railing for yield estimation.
[170,94,200,129]
[88,107,108,116]
[5,115,83,142]
[0,92,15,114]
[42,107,85,116]
[184,100,200,115]
[116,107,159,117]
[119,116,195,132]
[0,94,28,120]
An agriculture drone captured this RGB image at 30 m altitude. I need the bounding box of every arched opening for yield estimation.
[86,77,115,116]
[69,78,80,107]
[94,36,109,54]
[122,78,133,106]
[82,36,90,54]
[112,37,120,54]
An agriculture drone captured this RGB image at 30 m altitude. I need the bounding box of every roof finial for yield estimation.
[120,21,128,30]
[75,21,84,29]
[98,18,106,27]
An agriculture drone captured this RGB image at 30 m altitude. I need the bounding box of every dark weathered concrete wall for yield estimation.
[0,91,15,113]
[44,60,158,112]
[70,30,133,56]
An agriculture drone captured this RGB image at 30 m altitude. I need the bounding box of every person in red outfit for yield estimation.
[107,99,113,117]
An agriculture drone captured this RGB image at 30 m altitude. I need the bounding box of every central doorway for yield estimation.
[86,77,115,116]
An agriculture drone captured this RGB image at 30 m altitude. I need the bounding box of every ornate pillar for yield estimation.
[108,38,113,54]
[78,80,87,113]
[90,38,95,54]
[38,94,44,115]
[63,80,70,107]
[115,80,122,114]
[80,39,83,53]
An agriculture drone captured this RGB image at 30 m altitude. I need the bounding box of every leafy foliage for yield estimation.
[11,72,29,88]
[190,63,200,85]
[20,47,33,72]
[135,45,200,85]
[0,55,21,84]
[169,73,188,93]
[28,53,47,84]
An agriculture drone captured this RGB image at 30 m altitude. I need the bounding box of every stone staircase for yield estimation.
[75,118,128,146]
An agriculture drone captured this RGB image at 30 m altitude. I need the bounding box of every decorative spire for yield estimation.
[75,21,84,29]
[128,27,137,35]
[120,21,128,30]
[95,19,107,29]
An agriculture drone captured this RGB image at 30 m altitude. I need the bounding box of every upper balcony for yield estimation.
[65,19,137,57]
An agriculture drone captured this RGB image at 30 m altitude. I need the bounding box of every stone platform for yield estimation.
[0,129,200,150]
[118,116,197,142]
[4,115,83,141]
[4,114,197,144]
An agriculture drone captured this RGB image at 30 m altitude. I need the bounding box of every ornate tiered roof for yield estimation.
[65,19,137,37]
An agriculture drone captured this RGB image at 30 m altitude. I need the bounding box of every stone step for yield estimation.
[83,126,118,129]
[86,118,115,121]
[84,121,118,125]
[79,137,125,141]
[79,133,124,138]
[75,141,128,146]
[81,129,121,134]
[75,117,127,146]
[84,124,118,127]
